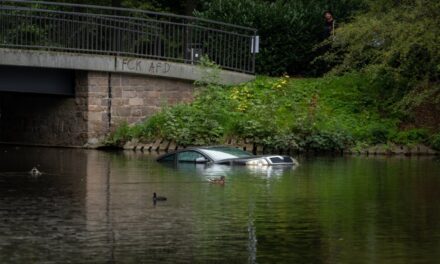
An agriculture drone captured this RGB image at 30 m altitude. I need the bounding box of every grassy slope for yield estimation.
[107,73,439,152]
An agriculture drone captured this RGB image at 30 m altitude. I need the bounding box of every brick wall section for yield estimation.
[84,72,111,142]
[85,72,194,144]
[85,72,194,143]
[110,73,194,126]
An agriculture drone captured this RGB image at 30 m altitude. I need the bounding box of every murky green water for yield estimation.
[0,146,439,263]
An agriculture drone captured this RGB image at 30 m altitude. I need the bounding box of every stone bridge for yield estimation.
[0,0,257,147]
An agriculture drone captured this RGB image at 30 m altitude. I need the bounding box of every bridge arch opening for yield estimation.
[0,66,82,146]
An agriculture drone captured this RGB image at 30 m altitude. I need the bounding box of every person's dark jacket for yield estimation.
[323,20,336,39]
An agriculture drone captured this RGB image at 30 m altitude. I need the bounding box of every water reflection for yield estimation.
[245,165,297,178]
[165,161,297,180]
[0,146,440,263]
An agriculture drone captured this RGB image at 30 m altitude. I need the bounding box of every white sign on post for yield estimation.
[251,36,260,54]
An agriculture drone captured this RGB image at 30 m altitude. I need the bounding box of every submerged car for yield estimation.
[157,146,298,166]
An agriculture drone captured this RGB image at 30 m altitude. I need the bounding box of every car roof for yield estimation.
[157,146,253,162]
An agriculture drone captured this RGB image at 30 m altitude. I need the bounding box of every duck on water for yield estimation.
[209,176,225,185]
[153,193,167,202]
[29,167,42,177]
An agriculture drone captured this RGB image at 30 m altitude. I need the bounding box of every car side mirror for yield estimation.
[195,157,208,163]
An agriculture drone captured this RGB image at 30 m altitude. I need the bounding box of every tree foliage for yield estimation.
[45,0,201,14]
[321,0,440,109]
[195,0,363,76]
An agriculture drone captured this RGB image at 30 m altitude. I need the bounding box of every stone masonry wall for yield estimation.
[110,73,194,126]
[84,72,194,144]
[80,71,111,144]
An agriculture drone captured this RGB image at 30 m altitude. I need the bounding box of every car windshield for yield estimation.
[200,147,253,161]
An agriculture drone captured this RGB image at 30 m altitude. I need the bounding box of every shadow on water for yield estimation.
[0,145,440,263]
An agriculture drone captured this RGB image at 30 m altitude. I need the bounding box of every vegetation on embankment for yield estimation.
[105,73,440,153]
[106,0,440,153]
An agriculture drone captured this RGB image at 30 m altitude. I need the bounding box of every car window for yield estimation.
[205,147,252,157]
[160,154,175,162]
[201,147,253,161]
[177,151,206,163]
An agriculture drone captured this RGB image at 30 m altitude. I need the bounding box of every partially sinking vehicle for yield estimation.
[157,146,298,166]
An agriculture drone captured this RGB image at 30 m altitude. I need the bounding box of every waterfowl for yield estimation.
[153,192,167,201]
[209,176,225,185]
[29,167,42,177]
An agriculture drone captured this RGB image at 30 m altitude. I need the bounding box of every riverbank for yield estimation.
[116,138,437,156]
[105,73,440,155]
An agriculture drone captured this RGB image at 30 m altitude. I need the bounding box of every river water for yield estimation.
[0,146,439,263]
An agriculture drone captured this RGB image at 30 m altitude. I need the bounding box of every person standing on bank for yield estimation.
[323,10,336,40]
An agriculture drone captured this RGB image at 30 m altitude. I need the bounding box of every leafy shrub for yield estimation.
[369,125,391,145]
[149,104,225,146]
[261,134,301,151]
[106,122,131,146]
[302,131,353,152]
[392,129,430,145]
[431,133,440,150]
[321,0,440,112]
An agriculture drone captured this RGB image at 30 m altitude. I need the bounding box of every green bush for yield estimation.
[392,129,430,145]
[140,105,223,146]
[321,0,440,112]
[106,122,131,146]
[369,125,391,145]
[302,131,353,152]
[431,133,440,150]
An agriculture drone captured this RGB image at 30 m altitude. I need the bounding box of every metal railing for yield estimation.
[0,0,257,73]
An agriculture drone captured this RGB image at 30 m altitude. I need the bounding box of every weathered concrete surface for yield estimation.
[0,48,254,85]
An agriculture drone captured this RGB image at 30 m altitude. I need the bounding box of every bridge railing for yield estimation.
[0,0,257,74]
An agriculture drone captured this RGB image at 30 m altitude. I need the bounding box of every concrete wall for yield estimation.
[0,48,255,85]
[0,71,193,147]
